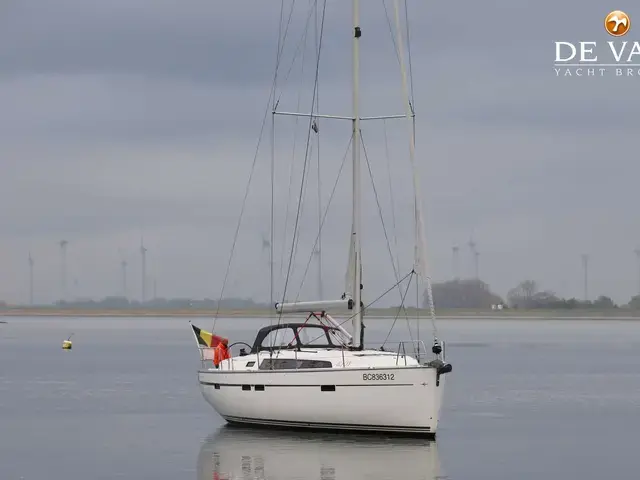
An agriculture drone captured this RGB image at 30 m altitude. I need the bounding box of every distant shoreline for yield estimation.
[0,307,639,320]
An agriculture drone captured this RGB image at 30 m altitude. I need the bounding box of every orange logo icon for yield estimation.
[604,10,630,36]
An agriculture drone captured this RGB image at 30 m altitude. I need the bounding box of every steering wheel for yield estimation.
[228,341,252,354]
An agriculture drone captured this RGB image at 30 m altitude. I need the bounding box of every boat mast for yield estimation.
[351,0,363,349]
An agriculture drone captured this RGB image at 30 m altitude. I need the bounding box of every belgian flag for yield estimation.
[190,323,227,348]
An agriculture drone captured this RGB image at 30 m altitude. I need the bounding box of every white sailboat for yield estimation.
[194,0,452,436]
[197,426,442,480]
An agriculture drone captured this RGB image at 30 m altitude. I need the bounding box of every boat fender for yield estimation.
[436,363,452,387]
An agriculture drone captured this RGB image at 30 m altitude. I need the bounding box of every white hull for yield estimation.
[198,362,445,435]
[197,425,442,480]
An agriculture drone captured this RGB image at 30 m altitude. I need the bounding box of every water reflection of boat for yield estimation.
[197,425,442,480]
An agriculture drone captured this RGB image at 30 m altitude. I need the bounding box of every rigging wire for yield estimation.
[382,0,426,342]
[314,0,323,301]
[276,0,429,346]
[285,108,318,305]
[381,0,402,69]
[278,19,310,295]
[211,0,295,332]
[288,139,314,291]
[277,0,322,298]
[269,86,277,327]
[275,138,354,357]
[360,132,414,343]
[269,1,288,330]
[382,119,401,279]
[416,265,420,356]
[381,271,415,347]
[274,2,324,109]
[277,0,327,332]
[283,43,314,305]
[403,0,420,341]
[404,0,415,106]
[392,0,437,339]
[273,0,323,349]
[293,135,352,302]
[300,269,416,347]
[273,1,314,347]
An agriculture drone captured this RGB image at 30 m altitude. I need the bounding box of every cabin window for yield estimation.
[255,324,344,351]
[258,359,297,370]
[261,328,297,349]
[258,359,332,370]
[245,361,256,367]
[302,360,333,368]
[296,326,331,346]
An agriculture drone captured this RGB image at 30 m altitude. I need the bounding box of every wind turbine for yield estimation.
[468,238,477,279]
[452,245,459,280]
[59,240,68,302]
[122,259,128,298]
[581,253,589,301]
[140,238,147,303]
[119,249,128,299]
[474,250,480,280]
[28,252,34,305]
[634,248,640,296]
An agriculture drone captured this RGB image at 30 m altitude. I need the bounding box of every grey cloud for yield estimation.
[0,0,279,85]
[0,74,270,144]
[0,0,638,305]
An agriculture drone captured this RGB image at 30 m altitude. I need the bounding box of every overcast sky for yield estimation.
[0,0,638,306]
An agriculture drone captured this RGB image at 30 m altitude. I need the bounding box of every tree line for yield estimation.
[505,280,619,309]
[2,278,638,311]
[423,278,639,310]
[0,296,266,310]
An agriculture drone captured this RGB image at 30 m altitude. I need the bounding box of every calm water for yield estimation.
[0,317,638,479]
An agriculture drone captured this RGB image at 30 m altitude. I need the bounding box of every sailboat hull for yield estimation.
[198,365,444,436]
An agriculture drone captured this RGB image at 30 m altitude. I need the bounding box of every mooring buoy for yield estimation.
[62,333,74,350]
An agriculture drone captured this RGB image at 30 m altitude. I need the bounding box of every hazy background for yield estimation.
[0,0,638,306]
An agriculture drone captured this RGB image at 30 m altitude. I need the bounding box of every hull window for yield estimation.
[241,385,251,391]
[254,385,265,391]
[320,385,336,392]
[259,359,332,370]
